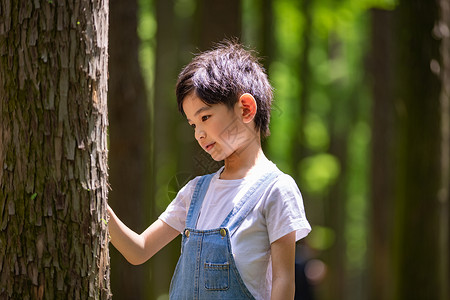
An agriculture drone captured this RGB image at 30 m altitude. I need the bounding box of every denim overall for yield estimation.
[169,171,280,299]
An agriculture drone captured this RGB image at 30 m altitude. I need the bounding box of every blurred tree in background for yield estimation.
[368,7,396,300]
[391,0,449,299]
[108,0,151,298]
[106,0,449,299]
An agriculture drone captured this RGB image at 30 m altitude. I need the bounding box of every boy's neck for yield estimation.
[220,139,268,180]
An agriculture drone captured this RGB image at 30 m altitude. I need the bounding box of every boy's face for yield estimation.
[183,93,257,162]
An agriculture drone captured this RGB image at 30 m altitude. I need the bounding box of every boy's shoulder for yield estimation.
[254,165,302,199]
[270,171,300,191]
[246,161,301,195]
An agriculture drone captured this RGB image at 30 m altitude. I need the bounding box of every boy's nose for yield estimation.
[195,129,206,141]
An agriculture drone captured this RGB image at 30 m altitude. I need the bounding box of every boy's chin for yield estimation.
[208,150,228,162]
[209,154,225,162]
[210,150,240,162]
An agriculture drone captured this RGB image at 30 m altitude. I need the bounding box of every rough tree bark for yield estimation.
[0,0,111,299]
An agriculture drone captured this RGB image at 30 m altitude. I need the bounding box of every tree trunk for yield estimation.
[437,0,449,298]
[260,0,274,73]
[295,0,312,180]
[367,8,395,300]
[150,0,181,298]
[0,0,111,299]
[195,0,241,51]
[393,0,443,298]
[320,36,351,300]
[108,0,150,298]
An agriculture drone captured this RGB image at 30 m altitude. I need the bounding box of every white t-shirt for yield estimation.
[159,160,311,299]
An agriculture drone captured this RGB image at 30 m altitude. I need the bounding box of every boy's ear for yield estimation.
[238,93,257,123]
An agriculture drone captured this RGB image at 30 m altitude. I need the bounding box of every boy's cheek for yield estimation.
[220,120,258,150]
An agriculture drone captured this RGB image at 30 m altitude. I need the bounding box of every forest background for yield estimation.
[106,0,450,299]
[0,0,448,299]
[108,0,449,299]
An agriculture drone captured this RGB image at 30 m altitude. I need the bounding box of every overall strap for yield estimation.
[220,170,281,236]
[185,173,214,229]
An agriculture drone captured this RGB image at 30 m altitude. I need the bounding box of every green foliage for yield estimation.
[241,0,261,47]
[345,122,371,269]
[299,153,341,195]
[265,0,303,174]
[303,113,329,151]
[267,61,299,174]
[138,0,156,96]
[175,0,196,18]
[308,225,335,251]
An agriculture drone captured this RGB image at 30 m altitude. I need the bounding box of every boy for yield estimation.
[107,40,311,299]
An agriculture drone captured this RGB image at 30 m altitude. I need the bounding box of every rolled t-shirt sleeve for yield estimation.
[159,177,199,233]
[264,174,311,244]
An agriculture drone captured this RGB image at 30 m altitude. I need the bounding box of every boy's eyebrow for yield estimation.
[187,106,212,121]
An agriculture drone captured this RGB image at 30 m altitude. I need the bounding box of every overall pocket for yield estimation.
[204,262,230,290]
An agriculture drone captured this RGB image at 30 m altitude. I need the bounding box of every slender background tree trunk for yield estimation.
[150,0,180,298]
[295,0,312,179]
[393,0,443,298]
[368,8,395,300]
[195,0,241,51]
[437,0,450,298]
[0,0,111,298]
[108,0,151,298]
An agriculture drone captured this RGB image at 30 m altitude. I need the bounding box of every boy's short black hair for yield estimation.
[176,39,273,138]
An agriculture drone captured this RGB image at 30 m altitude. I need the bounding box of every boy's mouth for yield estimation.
[205,142,215,152]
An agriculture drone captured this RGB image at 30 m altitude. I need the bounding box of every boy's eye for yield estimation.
[190,124,196,129]
[201,115,210,122]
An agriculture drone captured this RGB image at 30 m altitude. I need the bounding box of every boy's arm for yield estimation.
[270,231,296,300]
[107,205,180,265]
